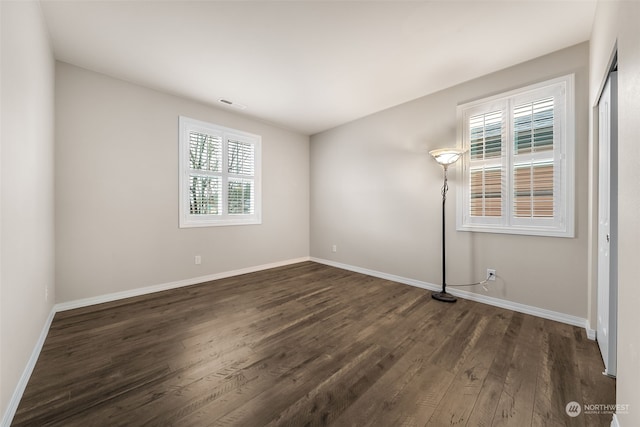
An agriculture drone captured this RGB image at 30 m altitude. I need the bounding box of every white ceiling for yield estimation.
[40,0,597,135]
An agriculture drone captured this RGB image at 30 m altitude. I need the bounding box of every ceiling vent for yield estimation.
[218,99,247,110]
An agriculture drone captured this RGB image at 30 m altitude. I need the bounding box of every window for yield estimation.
[179,116,261,227]
[457,74,574,237]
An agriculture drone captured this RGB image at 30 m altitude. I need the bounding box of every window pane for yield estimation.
[470,168,502,217]
[514,162,554,218]
[189,132,222,172]
[228,140,255,176]
[470,111,503,160]
[228,179,254,215]
[514,97,554,154]
[189,175,221,215]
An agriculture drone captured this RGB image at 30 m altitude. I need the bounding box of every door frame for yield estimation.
[597,68,618,377]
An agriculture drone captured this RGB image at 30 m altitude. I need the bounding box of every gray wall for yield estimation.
[591,1,640,425]
[311,43,589,318]
[55,63,310,302]
[1,0,56,420]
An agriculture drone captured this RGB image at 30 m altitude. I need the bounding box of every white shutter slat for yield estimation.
[228,139,255,176]
[228,178,255,215]
[189,175,222,215]
[189,131,222,172]
[470,111,502,160]
[514,97,554,154]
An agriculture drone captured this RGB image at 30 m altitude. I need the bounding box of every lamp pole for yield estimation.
[432,164,457,302]
[428,148,463,303]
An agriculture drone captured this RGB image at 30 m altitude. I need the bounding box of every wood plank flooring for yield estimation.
[12,262,615,426]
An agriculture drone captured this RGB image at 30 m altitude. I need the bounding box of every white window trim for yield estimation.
[456,74,575,238]
[179,116,262,228]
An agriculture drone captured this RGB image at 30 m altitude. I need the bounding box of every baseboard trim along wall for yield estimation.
[311,257,594,338]
[2,307,56,427]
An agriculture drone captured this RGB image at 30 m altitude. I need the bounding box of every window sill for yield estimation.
[180,218,262,228]
[456,223,574,238]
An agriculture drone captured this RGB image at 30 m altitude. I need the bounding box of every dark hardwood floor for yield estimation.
[13,262,615,426]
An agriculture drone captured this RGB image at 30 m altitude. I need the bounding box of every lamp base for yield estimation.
[432,291,457,303]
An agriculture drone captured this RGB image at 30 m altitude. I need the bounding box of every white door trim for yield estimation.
[597,70,618,377]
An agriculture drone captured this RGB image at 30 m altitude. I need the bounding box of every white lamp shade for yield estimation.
[429,148,464,166]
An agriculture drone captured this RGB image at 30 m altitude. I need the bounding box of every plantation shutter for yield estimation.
[457,74,574,237]
[512,97,555,219]
[179,116,262,227]
[227,139,256,215]
[467,109,505,220]
[188,131,223,215]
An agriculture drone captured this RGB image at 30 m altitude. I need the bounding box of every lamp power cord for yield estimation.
[446,271,495,291]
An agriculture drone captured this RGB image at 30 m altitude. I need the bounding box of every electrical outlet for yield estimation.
[195,255,202,265]
[487,269,496,281]
[332,245,337,253]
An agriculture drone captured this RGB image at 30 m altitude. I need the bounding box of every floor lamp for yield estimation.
[429,148,464,303]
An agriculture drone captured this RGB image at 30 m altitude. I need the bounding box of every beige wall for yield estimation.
[311,43,590,318]
[1,0,56,421]
[591,1,640,425]
[55,63,310,302]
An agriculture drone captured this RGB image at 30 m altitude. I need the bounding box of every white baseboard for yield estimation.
[311,257,591,332]
[586,327,596,340]
[56,257,311,312]
[1,306,56,427]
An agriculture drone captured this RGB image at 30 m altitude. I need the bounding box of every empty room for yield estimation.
[1,0,639,426]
